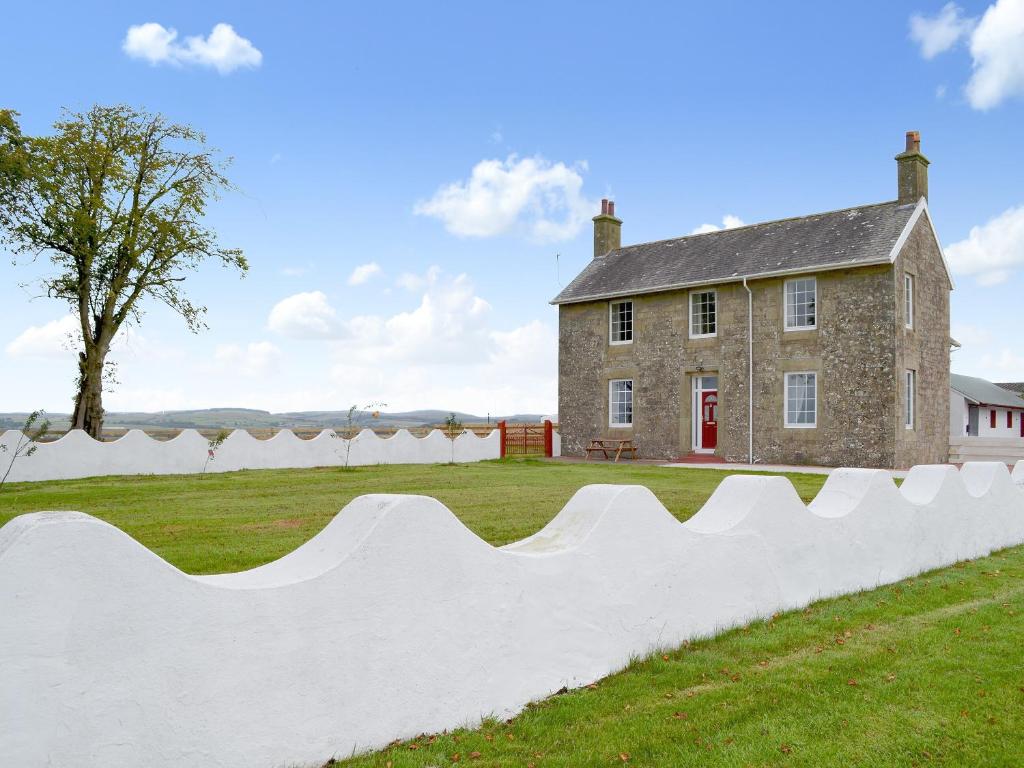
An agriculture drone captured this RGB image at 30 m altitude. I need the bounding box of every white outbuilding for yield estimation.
[949,374,1024,466]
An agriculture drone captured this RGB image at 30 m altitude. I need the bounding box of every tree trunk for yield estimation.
[71,349,106,439]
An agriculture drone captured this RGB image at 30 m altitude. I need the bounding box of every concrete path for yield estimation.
[661,461,910,479]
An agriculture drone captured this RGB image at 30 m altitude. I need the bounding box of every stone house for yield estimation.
[552,132,953,469]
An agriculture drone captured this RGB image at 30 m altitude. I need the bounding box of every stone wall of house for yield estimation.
[894,213,953,467]
[558,255,950,467]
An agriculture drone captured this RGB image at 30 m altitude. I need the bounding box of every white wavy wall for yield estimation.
[0,427,539,482]
[1,461,1023,768]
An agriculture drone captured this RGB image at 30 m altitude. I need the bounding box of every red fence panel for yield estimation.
[501,422,552,458]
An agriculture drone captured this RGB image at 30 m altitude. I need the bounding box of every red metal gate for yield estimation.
[499,420,553,458]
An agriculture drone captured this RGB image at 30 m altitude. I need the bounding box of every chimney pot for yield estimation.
[601,198,609,215]
[608,200,615,217]
[905,130,921,153]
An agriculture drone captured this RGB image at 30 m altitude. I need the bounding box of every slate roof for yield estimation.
[997,382,1024,395]
[951,374,1024,409]
[552,200,917,304]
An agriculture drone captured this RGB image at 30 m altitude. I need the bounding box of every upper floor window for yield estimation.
[904,273,914,329]
[905,369,915,429]
[784,371,817,428]
[784,277,817,331]
[689,290,717,338]
[609,379,633,427]
[609,300,633,345]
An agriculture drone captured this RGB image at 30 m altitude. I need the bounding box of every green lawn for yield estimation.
[1,460,1022,767]
[0,459,826,574]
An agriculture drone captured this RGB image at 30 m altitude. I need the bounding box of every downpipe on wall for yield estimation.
[743,277,753,465]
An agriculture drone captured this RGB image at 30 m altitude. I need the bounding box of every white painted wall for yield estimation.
[948,394,1024,439]
[0,427,502,482]
[977,407,1024,438]
[2,461,1023,767]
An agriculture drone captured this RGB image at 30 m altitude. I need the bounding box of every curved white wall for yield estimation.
[2,461,1023,767]
[0,427,502,482]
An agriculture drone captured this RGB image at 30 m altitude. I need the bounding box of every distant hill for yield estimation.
[0,408,549,432]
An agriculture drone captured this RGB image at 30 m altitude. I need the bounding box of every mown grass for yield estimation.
[0,459,826,574]
[2,460,1021,766]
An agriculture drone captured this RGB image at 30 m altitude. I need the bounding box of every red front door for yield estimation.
[701,391,718,450]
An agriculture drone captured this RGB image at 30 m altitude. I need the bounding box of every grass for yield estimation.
[1,459,1021,766]
[0,459,826,574]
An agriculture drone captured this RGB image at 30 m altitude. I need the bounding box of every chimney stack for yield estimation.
[895,130,929,206]
[593,198,622,257]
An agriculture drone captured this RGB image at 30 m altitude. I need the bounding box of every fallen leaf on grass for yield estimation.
[847,679,858,687]
[619,752,630,762]
[780,744,793,754]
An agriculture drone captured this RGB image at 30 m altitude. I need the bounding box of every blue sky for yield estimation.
[2,1,1023,415]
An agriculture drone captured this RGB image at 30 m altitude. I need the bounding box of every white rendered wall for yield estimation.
[977,407,1024,438]
[0,427,502,482]
[1,461,1023,767]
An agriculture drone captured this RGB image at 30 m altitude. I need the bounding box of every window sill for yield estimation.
[609,339,633,346]
[784,325,817,333]
[688,332,717,340]
[784,423,817,429]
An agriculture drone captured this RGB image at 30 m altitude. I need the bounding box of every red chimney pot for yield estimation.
[608,201,616,217]
[601,198,608,215]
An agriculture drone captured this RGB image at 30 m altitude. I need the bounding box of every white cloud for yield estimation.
[909,1,1024,109]
[965,0,1024,109]
[5,316,80,359]
[262,268,556,414]
[347,262,383,286]
[952,323,994,347]
[267,291,340,338]
[214,342,282,377]
[909,3,976,59]
[414,155,594,242]
[979,348,1024,380]
[690,214,745,235]
[946,205,1024,284]
[123,22,262,74]
[396,265,441,292]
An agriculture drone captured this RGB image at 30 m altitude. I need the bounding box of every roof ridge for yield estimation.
[609,199,899,254]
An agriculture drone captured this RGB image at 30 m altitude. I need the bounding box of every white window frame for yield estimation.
[608,379,633,428]
[784,276,817,331]
[784,371,817,429]
[608,300,633,346]
[904,273,914,330]
[688,289,718,339]
[905,369,915,429]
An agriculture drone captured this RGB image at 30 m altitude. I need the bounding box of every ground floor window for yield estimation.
[609,379,633,427]
[784,372,817,428]
[905,370,915,429]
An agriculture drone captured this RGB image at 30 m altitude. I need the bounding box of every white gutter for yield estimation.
[743,277,753,465]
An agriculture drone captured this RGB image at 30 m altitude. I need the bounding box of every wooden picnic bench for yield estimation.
[585,438,639,462]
